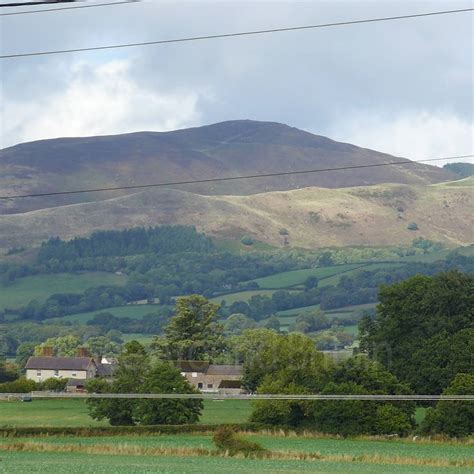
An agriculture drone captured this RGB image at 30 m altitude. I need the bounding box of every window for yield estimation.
[72,372,77,377]
[197,382,203,389]
[54,370,59,377]
[191,372,197,378]
[36,371,41,377]
[207,384,213,389]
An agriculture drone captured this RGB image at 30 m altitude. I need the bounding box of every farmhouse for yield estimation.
[174,360,244,393]
[25,353,116,392]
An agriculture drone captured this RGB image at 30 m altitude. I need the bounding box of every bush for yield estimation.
[0,377,38,393]
[407,222,418,231]
[40,377,68,391]
[375,404,413,436]
[241,236,254,246]
[213,426,266,456]
[421,373,474,437]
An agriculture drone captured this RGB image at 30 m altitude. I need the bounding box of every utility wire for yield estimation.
[1,7,472,59]
[0,154,471,200]
[1,393,473,401]
[0,1,74,7]
[0,0,137,16]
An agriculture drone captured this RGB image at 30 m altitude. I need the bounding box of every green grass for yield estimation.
[0,272,127,310]
[0,399,252,428]
[250,263,366,289]
[49,304,165,325]
[3,451,470,474]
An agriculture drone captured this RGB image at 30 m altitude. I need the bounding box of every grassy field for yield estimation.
[0,272,127,310]
[250,263,365,289]
[211,289,300,305]
[50,304,165,325]
[0,433,472,473]
[0,399,253,427]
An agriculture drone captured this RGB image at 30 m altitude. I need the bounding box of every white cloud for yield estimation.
[326,112,474,166]
[1,59,207,148]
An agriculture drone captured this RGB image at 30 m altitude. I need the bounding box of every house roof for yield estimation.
[172,361,243,375]
[25,356,94,371]
[96,363,116,377]
[173,360,210,373]
[207,364,242,376]
[218,379,242,389]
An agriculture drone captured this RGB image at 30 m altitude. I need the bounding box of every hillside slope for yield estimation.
[0,120,453,214]
[0,180,471,252]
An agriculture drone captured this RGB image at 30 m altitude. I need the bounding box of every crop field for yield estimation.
[0,399,253,427]
[0,272,127,311]
[0,433,471,473]
[51,304,166,325]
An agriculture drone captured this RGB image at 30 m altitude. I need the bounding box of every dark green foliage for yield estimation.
[86,349,202,426]
[40,377,68,391]
[407,222,418,231]
[213,426,266,456]
[0,377,37,393]
[38,226,214,261]
[0,359,17,383]
[240,236,254,246]
[152,295,226,361]
[421,373,474,437]
[15,342,36,368]
[443,162,474,178]
[360,271,473,393]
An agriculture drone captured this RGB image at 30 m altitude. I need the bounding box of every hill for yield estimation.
[0,120,453,214]
[0,179,471,252]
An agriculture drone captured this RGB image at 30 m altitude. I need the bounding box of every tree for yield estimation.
[85,336,121,358]
[16,342,36,368]
[304,276,319,290]
[421,373,474,437]
[224,313,256,335]
[152,295,226,360]
[34,335,82,357]
[260,316,281,331]
[359,271,473,393]
[86,346,202,426]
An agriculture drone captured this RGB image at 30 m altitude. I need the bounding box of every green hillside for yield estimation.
[0,272,127,311]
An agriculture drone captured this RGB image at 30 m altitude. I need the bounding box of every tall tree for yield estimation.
[152,295,226,360]
[359,271,473,393]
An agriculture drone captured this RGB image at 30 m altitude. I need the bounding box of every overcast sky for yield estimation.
[0,0,472,165]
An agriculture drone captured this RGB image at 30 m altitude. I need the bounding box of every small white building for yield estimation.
[25,356,97,382]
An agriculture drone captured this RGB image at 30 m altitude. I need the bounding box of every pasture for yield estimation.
[0,432,471,473]
[51,304,165,325]
[0,272,127,311]
[0,399,253,427]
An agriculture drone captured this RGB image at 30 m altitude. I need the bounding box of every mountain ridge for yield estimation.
[0,120,453,215]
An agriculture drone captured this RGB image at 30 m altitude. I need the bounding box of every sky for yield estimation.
[0,0,473,165]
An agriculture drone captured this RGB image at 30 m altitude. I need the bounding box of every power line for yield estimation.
[0,0,74,7]
[1,8,472,59]
[0,154,471,200]
[1,392,473,401]
[0,0,137,16]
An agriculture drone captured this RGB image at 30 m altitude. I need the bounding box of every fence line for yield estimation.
[1,393,473,401]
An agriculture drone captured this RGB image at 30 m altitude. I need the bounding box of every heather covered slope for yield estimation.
[0,120,453,214]
[0,180,471,252]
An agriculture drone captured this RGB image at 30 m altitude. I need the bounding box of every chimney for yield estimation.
[76,347,90,358]
[41,346,54,357]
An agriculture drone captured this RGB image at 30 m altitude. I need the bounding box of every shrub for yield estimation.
[40,377,68,392]
[241,236,254,246]
[421,373,474,437]
[0,377,38,393]
[375,404,413,436]
[213,426,266,456]
[407,222,418,231]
